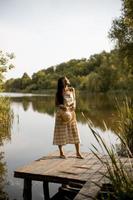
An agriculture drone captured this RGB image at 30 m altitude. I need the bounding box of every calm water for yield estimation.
[0,92,127,200]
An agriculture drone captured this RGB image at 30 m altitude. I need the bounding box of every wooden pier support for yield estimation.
[23,178,32,200]
[43,181,50,200]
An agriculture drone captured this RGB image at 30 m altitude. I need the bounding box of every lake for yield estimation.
[0,92,127,199]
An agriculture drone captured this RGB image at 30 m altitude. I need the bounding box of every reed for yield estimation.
[82,112,133,200]
[0,96,13,199]
[0,97,13,143]
[115,97,133,156]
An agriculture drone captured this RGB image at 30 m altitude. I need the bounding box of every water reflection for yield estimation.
[10,93,130,132]
[11,96,55,116]
[0,152,8,200]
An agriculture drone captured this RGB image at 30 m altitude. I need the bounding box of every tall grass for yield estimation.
[0,96,13,143]
[0,96,13,199]
[82,111,133,200]
[115,97,133,156]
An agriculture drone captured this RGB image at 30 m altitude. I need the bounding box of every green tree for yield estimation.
[21,72,31,90]
[109,0,133,74]
[97,66,117,92]
[0,51,15,91]
[84,72,102,92]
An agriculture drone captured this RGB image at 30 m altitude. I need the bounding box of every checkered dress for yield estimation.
[53,90,80,145]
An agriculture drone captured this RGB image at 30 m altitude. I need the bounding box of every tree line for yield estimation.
[4,49,133,93]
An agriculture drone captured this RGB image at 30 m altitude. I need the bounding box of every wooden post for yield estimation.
[43,181,50,200]
[23,178,32,200]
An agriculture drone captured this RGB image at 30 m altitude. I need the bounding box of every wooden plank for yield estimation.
[14,152,95,183]
[74,172,108,200]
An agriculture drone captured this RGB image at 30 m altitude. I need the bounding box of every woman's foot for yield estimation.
[76,153,84,159]
[60,154,66,159]
[58,145,66,159]
[75,143,83,159]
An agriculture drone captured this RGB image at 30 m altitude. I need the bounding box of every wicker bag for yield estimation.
[59,109,72,123]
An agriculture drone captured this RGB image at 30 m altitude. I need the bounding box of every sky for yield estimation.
[0,0,122,79]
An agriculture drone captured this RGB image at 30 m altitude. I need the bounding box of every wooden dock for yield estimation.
[14,151,130,200]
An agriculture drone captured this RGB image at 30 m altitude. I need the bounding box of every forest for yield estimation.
[2,0,133,93]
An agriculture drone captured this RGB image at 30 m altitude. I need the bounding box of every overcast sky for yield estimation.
[0,0,121,79]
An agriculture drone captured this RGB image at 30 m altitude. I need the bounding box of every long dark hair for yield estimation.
[55,77,66,106]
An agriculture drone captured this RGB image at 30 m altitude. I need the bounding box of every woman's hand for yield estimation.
[59,105,67,111]
[62,106,67,111]
[69,105,74,111]
[68,103,74,111]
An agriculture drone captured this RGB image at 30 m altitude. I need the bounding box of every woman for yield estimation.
[53,76,83,159]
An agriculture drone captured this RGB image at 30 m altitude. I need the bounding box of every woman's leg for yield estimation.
[75,143,83,159]
[58,145,66,158]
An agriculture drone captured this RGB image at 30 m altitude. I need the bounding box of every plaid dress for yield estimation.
[53,90,80,145]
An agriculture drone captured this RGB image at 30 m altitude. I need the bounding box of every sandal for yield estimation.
[76,154,84,159]
[60,155,66,159]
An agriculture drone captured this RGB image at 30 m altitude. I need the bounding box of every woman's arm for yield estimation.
[72,88,76,109]
[69,87,76,110]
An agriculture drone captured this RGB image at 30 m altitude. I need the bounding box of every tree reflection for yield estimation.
[14,93,133,133]
[8,93,119,128]
[22,98,30,111]
[31,96,55,115]
[76,93,117,131]
[76,92,132,132]
[12,96,55,115]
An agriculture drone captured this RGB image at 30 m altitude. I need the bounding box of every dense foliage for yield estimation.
[109,0,133,89]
